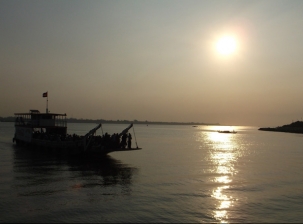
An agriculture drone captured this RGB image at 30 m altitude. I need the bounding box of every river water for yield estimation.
[0,122,302,223]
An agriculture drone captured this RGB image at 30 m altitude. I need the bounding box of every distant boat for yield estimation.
[192,125,197,127]
[218,130,237,134]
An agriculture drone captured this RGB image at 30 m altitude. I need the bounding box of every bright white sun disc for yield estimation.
[216,36,236,55]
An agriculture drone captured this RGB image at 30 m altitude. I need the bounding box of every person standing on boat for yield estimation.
[127,133,132,149]
[115,133,120,148]
[121,133,127,149]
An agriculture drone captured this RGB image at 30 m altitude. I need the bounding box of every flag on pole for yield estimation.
[42,92,48,97]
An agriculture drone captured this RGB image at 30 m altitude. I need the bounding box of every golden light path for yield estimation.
[204,127,241,223]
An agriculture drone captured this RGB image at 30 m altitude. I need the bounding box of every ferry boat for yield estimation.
[13,109,141,155]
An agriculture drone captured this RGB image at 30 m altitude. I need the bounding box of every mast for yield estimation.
[46,93,48,113]
[43,91,48,113]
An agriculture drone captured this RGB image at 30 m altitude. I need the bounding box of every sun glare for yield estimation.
[216,36,237,56]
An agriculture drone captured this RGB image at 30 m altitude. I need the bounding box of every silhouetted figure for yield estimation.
[115,133,120,148]
[121,133,127,149]
[103,133,110,147]
[127,133,132,149]
[20,117,25,125]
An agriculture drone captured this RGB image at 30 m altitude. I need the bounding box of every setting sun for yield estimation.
[216,36,237,56]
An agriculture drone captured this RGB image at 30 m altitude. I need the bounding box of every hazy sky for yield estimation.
[1,0,303,126]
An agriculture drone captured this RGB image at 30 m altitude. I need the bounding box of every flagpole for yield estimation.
[46,91,48,113]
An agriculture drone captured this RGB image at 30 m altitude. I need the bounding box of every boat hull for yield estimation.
[14,138,141,155]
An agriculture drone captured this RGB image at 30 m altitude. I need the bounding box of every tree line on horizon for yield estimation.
[0,116,218,126]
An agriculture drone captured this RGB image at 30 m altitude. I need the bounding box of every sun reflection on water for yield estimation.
[205,130,241,223]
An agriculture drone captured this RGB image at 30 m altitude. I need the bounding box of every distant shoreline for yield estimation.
[0,117,219,126]
[259,121,303,134]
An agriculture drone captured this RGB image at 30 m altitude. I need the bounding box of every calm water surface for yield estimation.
[0,122,303,223]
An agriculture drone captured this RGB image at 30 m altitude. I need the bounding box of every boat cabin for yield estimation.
[14,110,67,142]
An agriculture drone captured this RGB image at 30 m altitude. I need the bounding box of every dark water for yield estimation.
[0,122,303,223]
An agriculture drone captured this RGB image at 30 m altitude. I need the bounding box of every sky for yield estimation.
[1,0,303,127]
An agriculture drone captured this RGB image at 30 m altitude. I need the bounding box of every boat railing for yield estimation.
[14,114,67,128]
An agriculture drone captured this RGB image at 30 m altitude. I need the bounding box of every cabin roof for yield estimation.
[30,109,40,113]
